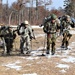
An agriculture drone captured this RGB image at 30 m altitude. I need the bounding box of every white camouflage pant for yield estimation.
[20,36,31,53]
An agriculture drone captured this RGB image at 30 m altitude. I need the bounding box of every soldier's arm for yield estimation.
[28,25,35,39]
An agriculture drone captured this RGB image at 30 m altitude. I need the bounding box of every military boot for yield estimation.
[51,50,55,55]
[65,41,69,50]
[46,50,50,54]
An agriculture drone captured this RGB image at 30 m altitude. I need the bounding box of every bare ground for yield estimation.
[0,28,75,75]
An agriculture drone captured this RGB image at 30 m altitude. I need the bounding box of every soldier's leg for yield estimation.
[65,36,69,50]
[3,40,7,54]
[61,39,64,48]
[4,39,10,55]
[46,37,50,54]
[6,44,10,54]
[51,42,55,55]
[6,40,13,55]
[61,35,65,48]
[25,36,31,54]
[65,33,72,50]
[1,38,7,54]
[65,40,69,50]
[20,37,24,54]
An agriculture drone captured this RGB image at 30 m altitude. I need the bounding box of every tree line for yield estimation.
[0,0,74,25]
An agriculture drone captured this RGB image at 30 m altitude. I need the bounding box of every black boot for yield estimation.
[46,50,50,54]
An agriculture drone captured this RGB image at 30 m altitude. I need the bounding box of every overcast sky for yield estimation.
[2,0,65,9]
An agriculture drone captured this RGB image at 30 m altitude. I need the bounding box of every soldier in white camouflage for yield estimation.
[19,20,34,54]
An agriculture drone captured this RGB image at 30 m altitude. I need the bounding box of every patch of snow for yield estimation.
[20,57,26,59]
[71,42,75,44]
[31,47,46,56]
[23,73,37,75]
[26,64,32,66]
[59,69,66,73]
[26,57,39,60]
[68,46,72,50]
[53,54,67,58]
[45,53,62,59]
[70,42,75,47]
[62,49,71,56]
[37,47,43,50]
[56,64,69,69]
[35,34,45,38]
[46,53,68,59]
[61,56,75,63]
[46,54,52,59]
[4,63,22,70]
[3,60,22,71]
[15,60,21,64]
[32,26,43,29]
[69,30,75,34]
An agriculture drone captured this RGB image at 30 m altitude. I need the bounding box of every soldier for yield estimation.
[0,26,16,55]
[43,14,60,55]
[61,15,72,50]
[19,20,34,54]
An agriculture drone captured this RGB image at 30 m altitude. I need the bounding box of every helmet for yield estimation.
[65,15,71,21]
[51,14,57,20]
[66,15,70,18]
[24,20,29,25]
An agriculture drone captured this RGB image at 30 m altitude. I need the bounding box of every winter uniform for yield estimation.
[61,15,72,49]
[19,20,34,54]
[43,14,60,55]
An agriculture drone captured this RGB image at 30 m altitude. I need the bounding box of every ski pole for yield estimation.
[42,34,46,56]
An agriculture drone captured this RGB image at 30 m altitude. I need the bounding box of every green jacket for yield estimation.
[43,20,60,34]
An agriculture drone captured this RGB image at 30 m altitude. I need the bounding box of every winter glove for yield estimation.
[30,36,33,40]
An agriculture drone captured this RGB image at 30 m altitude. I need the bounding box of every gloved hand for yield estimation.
[0,35,3,37]
[30,36,33,40]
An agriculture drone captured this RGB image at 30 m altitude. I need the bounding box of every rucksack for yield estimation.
[17,23,25,35]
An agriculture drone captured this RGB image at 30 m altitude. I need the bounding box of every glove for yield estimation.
[0,35,3,37]
[30,36,33,40]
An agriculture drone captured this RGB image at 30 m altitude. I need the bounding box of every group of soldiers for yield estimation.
[0,20,34,55]
[43,14,73,55]
[0,14,74,56]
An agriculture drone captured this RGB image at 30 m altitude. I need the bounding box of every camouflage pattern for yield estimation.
[19,23,34,54]
[0,26,16,55]
[61,20,72,49]
[43,17,60,55]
